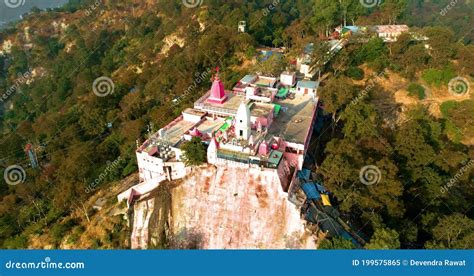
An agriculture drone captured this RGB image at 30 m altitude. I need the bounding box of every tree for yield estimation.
[442,100,474,142]
[310,0,340,37]
[380,0,407,24]
[395,117,437,169]
[180,137,207,166]
[310,40,331,72]
[423,27,456,67]
[341,101,380,141]
[319,76,355,125]
[365,228,400,249]
[339,0,364,26]
[353,38,388,72]
[457,45,474,76]
[421,67,456,88]
[426,214,474,249]
[399,44,430,78]
[251,54,286,77]
[319,236,355,249]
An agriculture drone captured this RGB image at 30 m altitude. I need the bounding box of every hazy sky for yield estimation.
[0,0,68,27]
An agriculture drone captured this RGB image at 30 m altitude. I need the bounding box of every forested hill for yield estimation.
[0,0,472,249]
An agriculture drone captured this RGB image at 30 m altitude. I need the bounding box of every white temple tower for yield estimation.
[207,138,219,164]
[235,101,251,140]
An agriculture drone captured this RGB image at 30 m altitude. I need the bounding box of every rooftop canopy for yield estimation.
[276,88,289,98]
[297,80,318,90]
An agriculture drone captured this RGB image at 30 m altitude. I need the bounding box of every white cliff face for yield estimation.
[170,165,315,249]
[131,198,155,249]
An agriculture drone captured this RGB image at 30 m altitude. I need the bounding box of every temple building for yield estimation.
[120,67,319,205]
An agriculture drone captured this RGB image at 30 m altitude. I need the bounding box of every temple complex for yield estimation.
[120,66,319,205]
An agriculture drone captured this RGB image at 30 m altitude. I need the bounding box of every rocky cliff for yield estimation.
[130,165,316,249]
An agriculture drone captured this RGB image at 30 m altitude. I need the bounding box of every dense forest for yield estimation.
[0,0,472,249]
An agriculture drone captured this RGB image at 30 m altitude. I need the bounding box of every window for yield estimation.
[240,130,243,136]
[240,120,242,123]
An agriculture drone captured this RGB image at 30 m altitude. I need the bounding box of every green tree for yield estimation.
[442,100,474,142]
[457,45,474,76]
[365,228,400,249]
[380,0,407,24]
[423,27,456,67]
[310,0,340,37]
[319,236,355,249]
[181,137,207,166]
[319,76,355,125]
[252,54,286,77]
[426,214,474,249]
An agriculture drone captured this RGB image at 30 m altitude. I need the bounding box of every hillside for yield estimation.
[0,0,472,249]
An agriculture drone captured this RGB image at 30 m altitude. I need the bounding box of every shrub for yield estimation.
[319,236,355,249]
[122,161,137,176]
[345,67,364,80]
[407,83,426,100]
[440,100,457,117]
[3,235,28,249]
[67,225,85,244]
[421,67,456,87]
[50,219,78,244]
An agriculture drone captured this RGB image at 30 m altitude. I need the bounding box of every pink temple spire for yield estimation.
[207,67,227,104]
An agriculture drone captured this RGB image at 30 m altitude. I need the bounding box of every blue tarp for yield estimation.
[315,183,327,194]
[297,169,311,181]
[301,182,321,200]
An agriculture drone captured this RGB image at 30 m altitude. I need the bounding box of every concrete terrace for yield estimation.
[195,118,225,134]
[269,94,318,145]
[163,117,196,146]
[250,102,274,118]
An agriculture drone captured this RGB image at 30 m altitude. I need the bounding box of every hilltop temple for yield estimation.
[120,67,319,205]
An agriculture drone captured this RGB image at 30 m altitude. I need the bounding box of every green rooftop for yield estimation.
[267,150,283,168]
[276,88,289,98]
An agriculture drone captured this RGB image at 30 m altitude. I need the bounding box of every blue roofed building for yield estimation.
[296,80,319,97]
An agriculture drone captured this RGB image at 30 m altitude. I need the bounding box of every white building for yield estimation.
[235,101,251,140]
[373,25,409,42]
[296,80,319,97]
[280,71,296,87]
